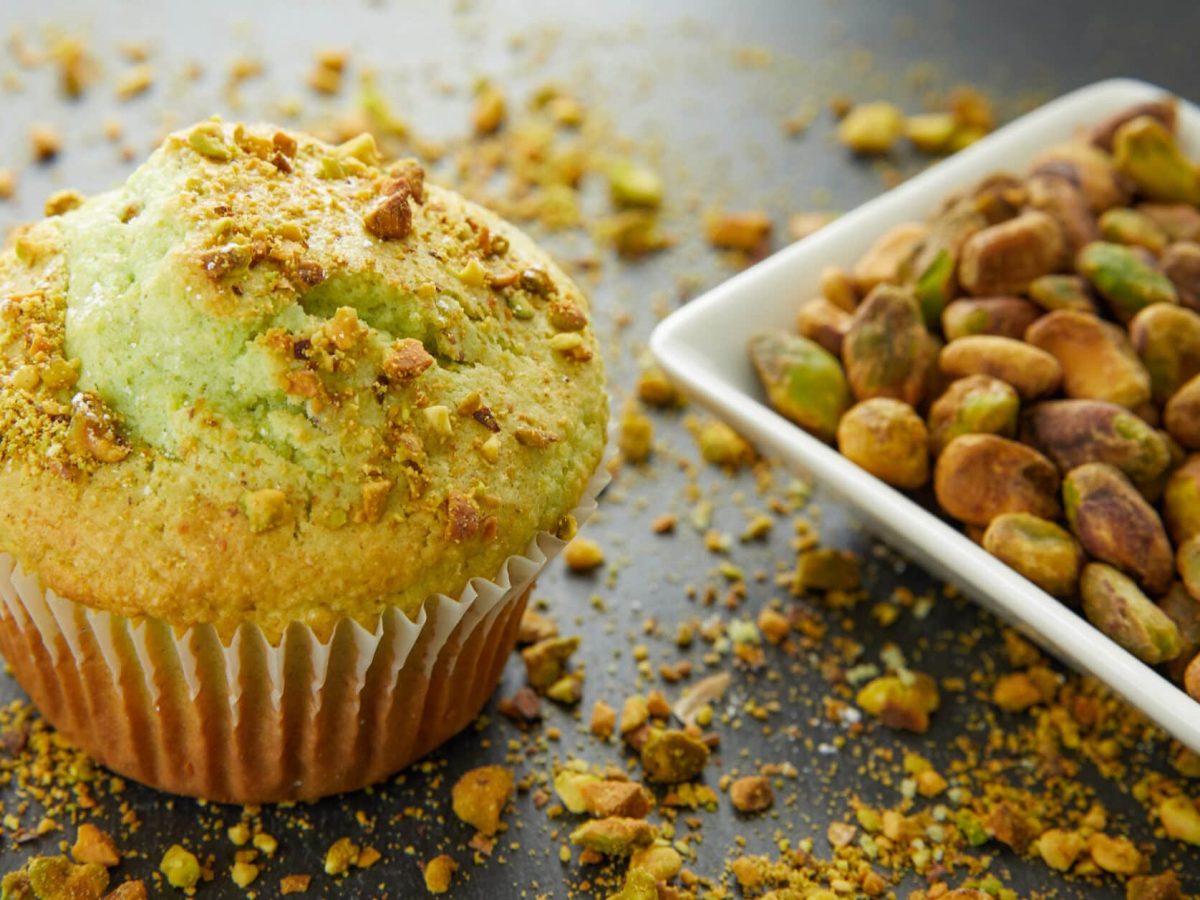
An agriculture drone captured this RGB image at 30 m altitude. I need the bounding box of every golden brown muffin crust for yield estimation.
[0,121,607,641]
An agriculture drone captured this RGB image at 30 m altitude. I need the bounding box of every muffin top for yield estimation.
[0,121,607,641]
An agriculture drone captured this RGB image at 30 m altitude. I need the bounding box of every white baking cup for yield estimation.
[0,463,608,803]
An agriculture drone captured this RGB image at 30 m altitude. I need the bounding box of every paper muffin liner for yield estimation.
[0,464,608,804]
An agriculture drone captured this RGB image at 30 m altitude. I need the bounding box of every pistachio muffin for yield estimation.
[0,120,607,801]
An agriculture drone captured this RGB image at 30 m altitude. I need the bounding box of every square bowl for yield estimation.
[650,78,1200,752]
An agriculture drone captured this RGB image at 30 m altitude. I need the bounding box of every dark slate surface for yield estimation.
[0,1,1198,896]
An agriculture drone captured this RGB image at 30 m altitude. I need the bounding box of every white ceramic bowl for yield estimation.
[650,78,1200,752]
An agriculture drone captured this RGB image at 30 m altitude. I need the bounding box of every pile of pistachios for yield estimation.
[750,98,1200,700]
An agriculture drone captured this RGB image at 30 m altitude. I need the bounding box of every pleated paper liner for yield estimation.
[0,465,607,804]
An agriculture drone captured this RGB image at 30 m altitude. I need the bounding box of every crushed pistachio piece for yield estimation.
[422,854,458,894]
[451,766,514,836]
[838,102,905,154]
[324,836,360,876]
[159,845,200,889]
[570,817,658,856]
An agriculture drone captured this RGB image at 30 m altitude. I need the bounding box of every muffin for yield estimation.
[0,120,607,802]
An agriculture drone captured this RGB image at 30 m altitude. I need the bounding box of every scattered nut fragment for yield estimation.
[498,686,542,725]
[518,607,559,648]
[729,776,774,814]
[230,861,258,888]
[826,821,857,849]
[1034,828,1085,872]
[50,36,95,97]
[1158,796,1200,846]
[106,880,147,899]
[618,405,654,463]
[1088,831,1145,875]
[570,817,657,856]
[159,845,200,889]
[991,672,1044,712]
[115,64,154,100]
[855,672,940,733]
[1,856,109,899]
[309,48,347,94]
[905,112,957,153]
[794,548,860,592]
[548,297,588,331]
[323,836,360,876]
[982,801,1040,854]
[628,842,683,882]
[640,729,710,783]
[706,211,771,252]
[636,366,680,407]
[757,606,789,644]
[586,701,616,740]
[607,159,662,208]
[514,425,560,448]
[580,780,653,819]
[564,537,604,573]
[838,102,904,154]
[696,420,756,469]
[1126,872,1184,900]
[788,210,837,242]
[280,874,311,894]
[422,854,458,894]
[30,124,62,162]
[71,824,119,868]
[522,636,580,691]
[473,81,506,135]
[620,695,650,736]
[672,672,731,728]
[553,768,600,814]
[451,766,513,836]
